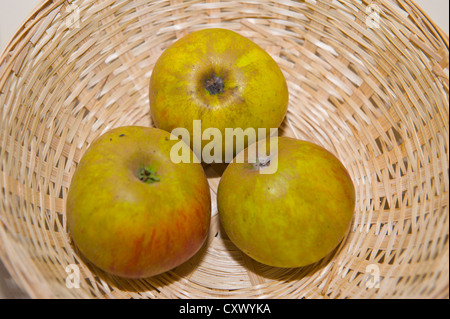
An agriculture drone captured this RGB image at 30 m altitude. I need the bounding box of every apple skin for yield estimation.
[217,137,355,268]
[149,28,289,161]
[66,126,211,278]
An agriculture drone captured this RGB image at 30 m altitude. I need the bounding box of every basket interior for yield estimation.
[0,0,448,298]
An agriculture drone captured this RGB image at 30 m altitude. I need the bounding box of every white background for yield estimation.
[0,0,449,299]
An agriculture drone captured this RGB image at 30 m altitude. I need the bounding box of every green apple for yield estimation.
[149,28,288,162]
[217,137,355,268]
[66,126,211,278]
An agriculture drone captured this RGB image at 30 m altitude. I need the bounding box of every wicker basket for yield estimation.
[0,0,448,299]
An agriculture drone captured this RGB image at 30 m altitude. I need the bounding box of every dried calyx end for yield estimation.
[257,157,271,167]
[205,74,224,95]
[255,157,271,167]
[137,166,160,184]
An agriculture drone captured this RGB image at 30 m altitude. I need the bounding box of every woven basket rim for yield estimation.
[410,0,449,45]
[0,0,449,299]
[1,0,449,62]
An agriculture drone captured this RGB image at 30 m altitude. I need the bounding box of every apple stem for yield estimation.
[205,75,224,95]
[137,166,160,184]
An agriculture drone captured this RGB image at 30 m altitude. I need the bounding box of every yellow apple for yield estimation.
[66,126,211,278]
[217,137,355,268]
[149,28,288,162]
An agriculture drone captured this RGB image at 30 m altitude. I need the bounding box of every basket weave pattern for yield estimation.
[0,0,448,298]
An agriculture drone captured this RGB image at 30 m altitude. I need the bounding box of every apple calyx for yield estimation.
[137,165,160,184]
[252,156,271,169]
[205,74,224,95]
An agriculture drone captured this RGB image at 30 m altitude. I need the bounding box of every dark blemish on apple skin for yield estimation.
[119,134,125,137]
[110,138,112,141]
[230,86,245,104]
[164,137,169,141]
